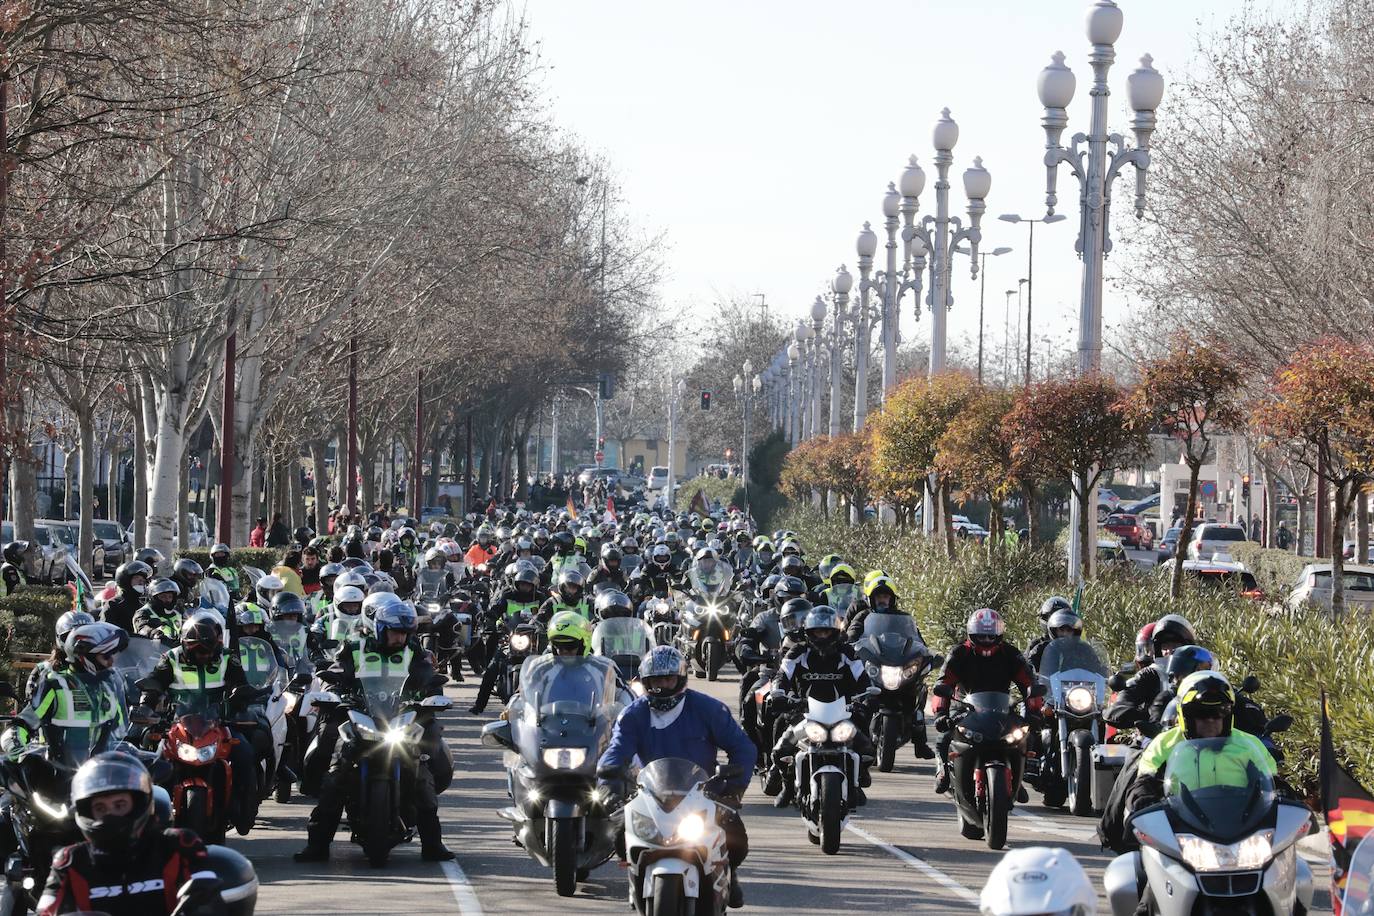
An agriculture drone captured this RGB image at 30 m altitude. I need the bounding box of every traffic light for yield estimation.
[597,437,605,450]
[598,371,615,400]
[700,390,711,411]
[1242,473,1251,487]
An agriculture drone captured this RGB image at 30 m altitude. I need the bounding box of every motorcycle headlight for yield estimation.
[32,792,68,820]
[1177,832,1273,871]
[178,741,219,762]
[676,812,705,842]
[1065,685,1096,715]
[542,747,587,770]
[803,721,829,744]
[510,633,531,652]
[830,720,857,743]
[1004,726,1028,745]
[631,809,663,844]
[351,718,384,742]
[386,723,424,746]
[879,665,904,690]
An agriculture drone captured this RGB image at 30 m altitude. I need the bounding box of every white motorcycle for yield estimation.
[623,758,733,916]
[1103,737,1314,916]
[783,694,864,854]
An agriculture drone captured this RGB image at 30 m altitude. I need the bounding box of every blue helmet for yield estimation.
[638,646,688,712]
[365,593,416,645]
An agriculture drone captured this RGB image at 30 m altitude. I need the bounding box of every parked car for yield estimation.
[1185,522,1249,561]
[1342,540,1374,563]
[40,519,106,579]
[1156,525,1182,559]
[577,466,622,489]
[1122,493,1160,516]
[647,466,669,492]
[1096,488,1122,521]
[1095,539,1133,571]
[92,518,129,574]
[1159,558,1263,599]
[1,521,67,584]
[951,514,990,540]
[123,512,210,549]
[1287,563,1374,615]
[619,469,647,492]
[1102,513,1153,549]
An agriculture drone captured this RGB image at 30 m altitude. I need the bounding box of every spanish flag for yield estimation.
[566,495,578,519]
[1322,692,1374,914]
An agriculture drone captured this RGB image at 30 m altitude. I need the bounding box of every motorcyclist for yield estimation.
[419,547,456,592]
[294,595,453,863]
[597,646,755,909]
[235,603,290,668]
[102,560,153,633]
[979,846,1097,916]
[536,568,590,625]
[629,544,676,603]
[752,538,777,576]
[169,559,204,612]
[255,573,286,607]
[1024,595,1073,669]
[394,526,420,571]
[205,543,240,599]
[132,579,183,645]
[24,610,96,699]
[467,568,544,715]
[1104,614,1197,736]
[585,543,628,593]
[37,752,221,916]
[312,583,366,650]
[729,531,756,573]
[664,531,690,572]
[765,606,874,806]
[463,526,498,570]
[1027,608,1084,670]
[1,541,30,595]
[7,622,127,758]
[931,609,1040,795]
[842,574,923,643]
[136,612,260,835]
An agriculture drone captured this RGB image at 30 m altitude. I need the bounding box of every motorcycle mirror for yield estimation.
[421,695,452,709]
[1241,674,1261,694]
[1265,713,1294,735]
[480,719,516,752]
[715,764,745,781]
[1107,673,1127,691]
[932,683,953,699]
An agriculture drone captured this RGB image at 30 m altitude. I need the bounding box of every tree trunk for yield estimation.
[1296,492,1310,556]
[1021,481,1039,547]
[146,402,187,557]
[229,440,254,547]
[77,408,96,576]
[9,454,36,541]
[1170,461,1202,599]
[308,439,330,532]
[1358,488,1370,566]
[514,425,530,502]
[941,478,957,561]
[1264,472,1279,548]
[131,405,148,549]
[288,453,305,529]
[360,445,377,515]
[177,446,191,552]
[1331,480,1350,618]
[988,499,1003,562]
[1077,473,1094,583]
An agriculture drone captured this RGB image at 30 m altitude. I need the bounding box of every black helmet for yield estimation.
[271,592,307,621]
[1151,614,1197,656]
[148,578,181,605]
[779,597,813,636]
[64,623,127,676]
[778,555,806,578]
[1038,595,1073,623]
[134,547,164,571]
[552,531,575,554]
[773,575,806,604]
[600,544,623,568]
[594,589,634,619]
[1177,671,1235,738]
[760,574,782,597]
[1,541,28,565]
[171,558,203,592]
[803,605,842,656]
[210,543,231,564]
[115,560,154,596]
[72,751,155,861]
[179,612,223,666]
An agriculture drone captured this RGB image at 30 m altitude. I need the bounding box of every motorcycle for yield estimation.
[494,612,544,706]
[591,616,655,695]
[935,683,1042,849]
[734,609,783,769]
[621,758,734,916]
[145,687,248,845]
[480,653,623,896]
[1031,636,1110,815]
[676,562,736,682]
[1103,737,1315,916]
[266,621,316,803]
[777,694,865,854]
[415,568,473,681]
[322,666,452,866]
[236,637,289,803]
[643,597,680,647]
[853,613,940,771]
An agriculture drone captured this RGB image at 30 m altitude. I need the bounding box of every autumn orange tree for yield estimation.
[1253,339,1374,615]
[778,432,870,519]
[937,386,1017,557]
[1007,375,1150,581]
[1130,333,1246,597]
[869,371,977,558]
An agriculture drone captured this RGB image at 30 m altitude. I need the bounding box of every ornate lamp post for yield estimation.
[854,224,879,429]
[828,267,852,438]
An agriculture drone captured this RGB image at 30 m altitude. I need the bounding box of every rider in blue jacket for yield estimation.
[598,645,755,909]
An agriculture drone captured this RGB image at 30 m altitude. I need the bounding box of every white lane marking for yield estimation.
[1009,810,1097,842]
[441,859,485,916]
[846,823,980,905]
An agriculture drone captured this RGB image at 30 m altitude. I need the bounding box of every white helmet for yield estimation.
[979,847,1095,915]
[334,585,365,613]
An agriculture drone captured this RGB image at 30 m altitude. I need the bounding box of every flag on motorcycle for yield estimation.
[690,488,709,516]
[1322,691,1374,914]
[566,495,578,519]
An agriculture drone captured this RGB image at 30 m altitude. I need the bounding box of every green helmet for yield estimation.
[547,610,591,656]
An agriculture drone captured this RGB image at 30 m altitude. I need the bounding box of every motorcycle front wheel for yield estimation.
[705,640,720,682]
[181,784,212,840]
[363,781,393,867]
[984,766,1010,850]
[877,715,899,773]
[551,816,578,897]
[650,873,686,916]
[817,771,844,855]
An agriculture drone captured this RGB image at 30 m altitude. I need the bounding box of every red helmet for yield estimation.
[1135,622,1156,666]
[966,608,1005,657]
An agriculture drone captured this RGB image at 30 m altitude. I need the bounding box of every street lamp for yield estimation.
[974,247,1012,384]
[854,223,880,429]
[998,213,1067,386]
[1035,0,1163,581]
[1003,289,1017,385]
[808,296,826,439]
[828,266,852,438]
[894,110,993,379]
[789,326,806,446]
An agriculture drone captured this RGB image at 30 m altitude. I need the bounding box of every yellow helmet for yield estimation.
[864,575,898,599]
[829,563,857,586]
[547,611,591,655]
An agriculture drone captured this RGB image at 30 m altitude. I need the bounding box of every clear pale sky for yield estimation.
[524,0,1281,369]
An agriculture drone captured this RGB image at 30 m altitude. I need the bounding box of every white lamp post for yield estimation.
[666,377,686,511]
[828,266,852,438]
[854,224,880,429]
[808,298,826,439]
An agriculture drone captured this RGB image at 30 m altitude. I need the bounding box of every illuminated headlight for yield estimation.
[386,723,423,746]
[880,665,904,690]
[542,747,587,770]
[676,812,706,842]
[32,792,68,819]
[1004,726,1028,745]
[352,719,384,742]
[177,742,219,763]
[830,720,857,743]
[1065,686,1096,715]
[1177,832,1273,871]
[803,721,829,743]
[704,606,720,616]
[509,633,531,652]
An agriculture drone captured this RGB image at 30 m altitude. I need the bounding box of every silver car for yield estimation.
[1184,522,1249,561]
[1286,563,1374,614]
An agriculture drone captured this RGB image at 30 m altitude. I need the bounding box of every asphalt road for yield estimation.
[240,670,1332,915]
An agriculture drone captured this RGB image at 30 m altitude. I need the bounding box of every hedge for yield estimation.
[0,586,78,683]
[1226,542,1313,599]
[673,475,743,512]
[777,507,1374,797]
[175,547,283,575]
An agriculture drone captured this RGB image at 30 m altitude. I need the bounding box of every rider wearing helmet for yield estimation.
[138,613,259,835]
[206,543,241,599]
[598,645,756,909]
[38,752,224,916]
[467,567,547,716]
[1028,608,1084,669]
[813,562,858,611]
[6,622,126,761]
[979,846,1097,916]
[629,544,676,603]
[843,574,921,642]
[1,541,31,595]
[98,560,149,633]
[592,589,635,620]
[1105,614,1198,736]
[296,593,452,863]
[586,543,627,593]
[931,609,1040,795]
[168,559,204,612]
[766,606,875,805]
[132,579,183,645]
[1024,595,1074,668]
[256,573,286,607]
[546,611,592,656]
[537,568,589,625]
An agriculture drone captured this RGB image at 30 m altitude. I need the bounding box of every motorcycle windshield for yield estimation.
[621,555,643,578]
[857,613,925,664]
[591,618,653,660]
[266,621,310,669]
[520,654,616,723]
[200,578,231,613]
[963,692,1014,715]
[827,583,858,615]
[1162,737,1277,842]
[1040,637,1110,677]
[638,757,709,812]
[1344,832,1374,915]
[114,636,164,682]
[416,569,447,601]
[359,668,413,726]
[238,637,281,689]
[40,715,122,772]
[753,611,783,652]
[687,561,733,604]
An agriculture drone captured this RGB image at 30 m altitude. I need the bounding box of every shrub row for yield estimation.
[175,548,283,575]
[777,507,1374,795]
[1225,542,1313,597]
[673,476,743,512]
[0,587,78,682]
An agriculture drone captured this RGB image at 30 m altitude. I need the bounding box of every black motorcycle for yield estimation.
[676,560,736,681]
[935,683,1044,849]
[494,613,545,706]
[735,609,783,766]
[854,613,940,771]
[414,569,475,682]
[1030,636,1110,815]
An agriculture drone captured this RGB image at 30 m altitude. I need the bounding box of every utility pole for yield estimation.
[217,333,235,543]
[412,369,423,514]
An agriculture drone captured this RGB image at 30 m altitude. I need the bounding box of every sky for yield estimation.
[522,0,1283,376]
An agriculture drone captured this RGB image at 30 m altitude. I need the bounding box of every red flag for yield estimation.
[690,489,709,516]
[566,495,578,519]
[606,496,616,521]
[1323,691,1374,914]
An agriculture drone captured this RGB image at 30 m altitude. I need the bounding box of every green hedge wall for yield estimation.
[0,586,77,682]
